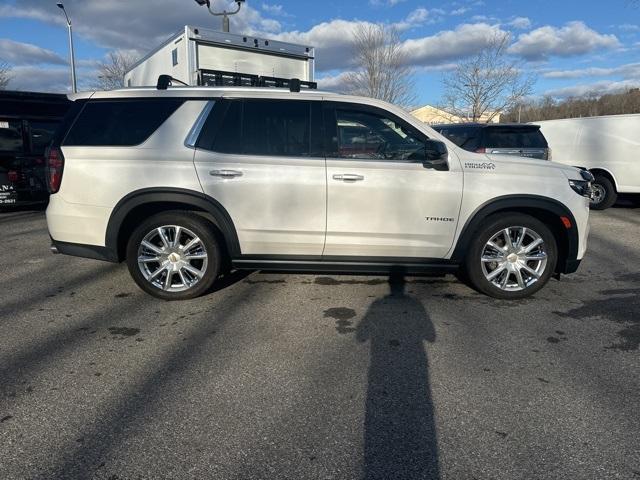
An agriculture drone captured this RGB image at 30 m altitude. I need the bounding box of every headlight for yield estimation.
[568,179,592,198]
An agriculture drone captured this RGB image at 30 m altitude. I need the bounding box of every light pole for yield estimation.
[194,0,245,33]
[56,2,77,93]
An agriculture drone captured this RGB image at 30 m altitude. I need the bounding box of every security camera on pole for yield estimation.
[193,0,246,33]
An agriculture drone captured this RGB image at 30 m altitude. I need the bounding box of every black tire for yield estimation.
[125,211,221,300]
[590,174,617,210]
[464,214,558,300]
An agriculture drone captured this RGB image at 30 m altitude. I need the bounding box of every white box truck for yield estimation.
[124,25,315,89]
[537,114,640,209]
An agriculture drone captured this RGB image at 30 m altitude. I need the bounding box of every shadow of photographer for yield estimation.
[355,268,440,479]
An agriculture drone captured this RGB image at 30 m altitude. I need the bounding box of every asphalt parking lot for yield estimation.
[0,205,639,480]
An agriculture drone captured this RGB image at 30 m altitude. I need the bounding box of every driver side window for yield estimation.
[333,108,427,162]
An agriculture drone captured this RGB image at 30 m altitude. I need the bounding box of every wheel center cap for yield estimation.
[168,252,181,263]
[507,253,518,263]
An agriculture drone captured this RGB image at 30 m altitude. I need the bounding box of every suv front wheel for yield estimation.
[126,212,221,300]
[464,214,558,299]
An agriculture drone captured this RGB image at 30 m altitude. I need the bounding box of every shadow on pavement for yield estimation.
[40,274,257,479]
[356,268,440,480]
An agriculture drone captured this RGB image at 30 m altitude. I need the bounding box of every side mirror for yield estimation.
[423,139,448,171]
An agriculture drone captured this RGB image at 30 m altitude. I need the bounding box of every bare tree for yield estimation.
[343,24,416,108]
[0,60,11,90]
[501,88,640,122]
[94,51,138,90]
[441,33,535,122]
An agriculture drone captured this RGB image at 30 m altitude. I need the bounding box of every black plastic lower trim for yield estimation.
[52,240,118,263]
[232,256,459,275]
[561,259,581,274]
[105,187,241,261]
[450,194,580,272]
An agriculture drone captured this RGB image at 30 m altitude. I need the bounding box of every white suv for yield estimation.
[45,85,592,300]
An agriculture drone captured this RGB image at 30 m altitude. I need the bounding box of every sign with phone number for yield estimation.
[0,184,17,205]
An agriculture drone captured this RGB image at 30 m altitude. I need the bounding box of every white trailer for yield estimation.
[124,25,315,88]
[537,114,640,209]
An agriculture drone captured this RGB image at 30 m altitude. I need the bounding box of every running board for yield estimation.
[231,258,459,275]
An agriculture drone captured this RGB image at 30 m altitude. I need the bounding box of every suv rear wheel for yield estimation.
[464,214,557,299]
[126,212,221,300]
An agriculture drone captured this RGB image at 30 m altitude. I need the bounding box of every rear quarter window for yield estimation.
[435,127,480,151]
[29,120,60,154]
[0,120,24,153]
[483,128,548,149]
[63,99,184,146]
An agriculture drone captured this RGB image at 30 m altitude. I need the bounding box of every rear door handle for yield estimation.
[333,174,364,182]
[209,169,243,178]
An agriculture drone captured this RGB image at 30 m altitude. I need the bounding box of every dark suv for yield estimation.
[432,123,550,160]
[0,90,70,207]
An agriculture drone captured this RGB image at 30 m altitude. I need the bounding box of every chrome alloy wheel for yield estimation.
[590,183,605,205]
[137,225,208,292]
[480,226,548,292]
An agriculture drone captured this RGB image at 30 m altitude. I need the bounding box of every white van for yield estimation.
[537,114,640,209]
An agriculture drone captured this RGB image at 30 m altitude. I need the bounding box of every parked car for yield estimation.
[0,91,71,207]
[46,84,591,300]
[432,123,550,160]
[537,114,640,210]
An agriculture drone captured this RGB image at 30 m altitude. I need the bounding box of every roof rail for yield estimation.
[154,70,317,92]
[156,75,189,90]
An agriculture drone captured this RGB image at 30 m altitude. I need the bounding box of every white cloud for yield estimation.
[262,3,283,15]
[0,0,283,54]
[544,79,640,98]
[0,39,66,66]
[508,17,531,30]
[6,66,71,92]
[261,3,292,18]
[617,24,640,32]
[5,57,102,93]
[401,23,508,66]
[369,0,406,6]
[406,8,429,24]
[394,8,434,31]
[543,62,640,79]
[317,71,352,91]
[450,7,469,16]
[509,21,620,60]
[274,20,369,70]
[276,21,509,72]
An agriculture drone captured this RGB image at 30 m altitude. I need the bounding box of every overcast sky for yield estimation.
[0,0,639,104]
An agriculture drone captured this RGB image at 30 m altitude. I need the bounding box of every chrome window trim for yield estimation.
[184,100,215,148]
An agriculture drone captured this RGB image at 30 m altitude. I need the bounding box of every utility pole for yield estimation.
[56,3,77,93]
[518,103,522,123]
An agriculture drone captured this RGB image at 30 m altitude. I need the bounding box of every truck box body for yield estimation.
[124,26,315,88]
[537,114,640,194]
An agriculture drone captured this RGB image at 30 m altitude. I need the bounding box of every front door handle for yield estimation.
[210,169,243,178]
[333,174,364,182]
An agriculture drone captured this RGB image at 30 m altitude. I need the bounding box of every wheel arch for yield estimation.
[451,195,579,274]
[589,168,618,192]
[106,188,241,262]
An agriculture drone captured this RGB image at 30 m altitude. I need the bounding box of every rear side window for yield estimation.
[29,121,60,154]
[243,100,310,156]
[63,99,183,146]
[198,99,319,157]
[483,127,548,149]
[436,127,480,150]
[0,120,24,153]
